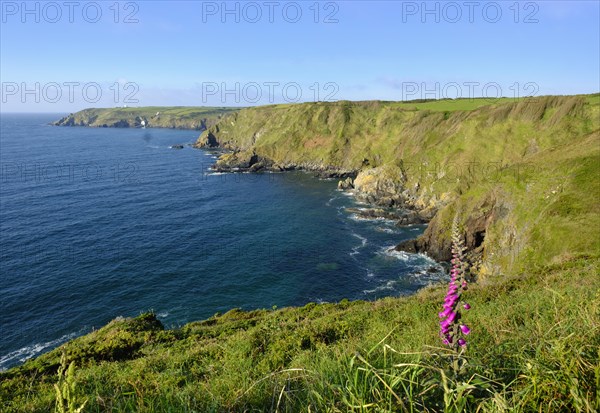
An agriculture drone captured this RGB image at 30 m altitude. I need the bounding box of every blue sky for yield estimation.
[1,0,599,112]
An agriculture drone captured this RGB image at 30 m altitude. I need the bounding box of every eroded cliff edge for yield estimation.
[194,95,600,278]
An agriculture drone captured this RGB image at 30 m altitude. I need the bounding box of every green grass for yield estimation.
[1,257,598,411]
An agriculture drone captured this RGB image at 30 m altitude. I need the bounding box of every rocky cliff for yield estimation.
[195,95,600,278]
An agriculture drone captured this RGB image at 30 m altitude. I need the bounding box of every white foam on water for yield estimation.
[406,266,447,285]
[375,226,398,234]
[363,279,398,295]
[325,196,338,206]
[348,214,371,222]
[348,214,397,224]
[349,232,368,256]
[352,232,368,246]
[0,330,83,371]
[378,246,411,262]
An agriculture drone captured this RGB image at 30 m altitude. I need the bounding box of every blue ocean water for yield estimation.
[0,113,443,370]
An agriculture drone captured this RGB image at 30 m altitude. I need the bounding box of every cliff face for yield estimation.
[195,95,600,277]
[53,107,240,130]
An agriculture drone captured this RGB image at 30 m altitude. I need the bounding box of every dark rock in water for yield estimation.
[395,238,420,254]
[212,150,273,172]
[395,210,426,225]
[394,234,452,263]
[170,144,184,149]
[346,207,426,225]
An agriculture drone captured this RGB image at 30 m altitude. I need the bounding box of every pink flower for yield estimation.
[438,218,472,349]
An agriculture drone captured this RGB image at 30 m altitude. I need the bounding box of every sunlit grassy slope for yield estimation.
[199,94,599,275]
[54,106,240,130]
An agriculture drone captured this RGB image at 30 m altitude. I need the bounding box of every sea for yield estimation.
[0,113,444,370]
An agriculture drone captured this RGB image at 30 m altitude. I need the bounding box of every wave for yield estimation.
[325,196,338,207]
[349,232,368,256]
[352,232,368,246]
[348,214,373,222]
[378,245,440,264]
[407,267,447,285]
[0,330,83,371]
[363,279,398,295]
[348,214,397,224]
[375,226,398,234]
[379,246,412,261]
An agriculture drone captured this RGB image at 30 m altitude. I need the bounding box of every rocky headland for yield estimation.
[53,95,600,279]
[192,95,600,278]
[53,106,239,130]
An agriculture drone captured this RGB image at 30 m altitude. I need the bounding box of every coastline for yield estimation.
[3,95,598,410]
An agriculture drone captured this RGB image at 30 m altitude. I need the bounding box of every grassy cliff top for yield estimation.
[53,106,241,129]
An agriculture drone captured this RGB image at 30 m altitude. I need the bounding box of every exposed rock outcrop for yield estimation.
[337,177,354,190]
[395,192,511,273]
[212,150,272,172]
[345,207,426,225]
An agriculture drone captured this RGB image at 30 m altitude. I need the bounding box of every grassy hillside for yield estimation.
[197,94,600,276]
[195,96,596,171]
[53,106,240,130]
[1,258,597,411]
[3,95,599,411]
